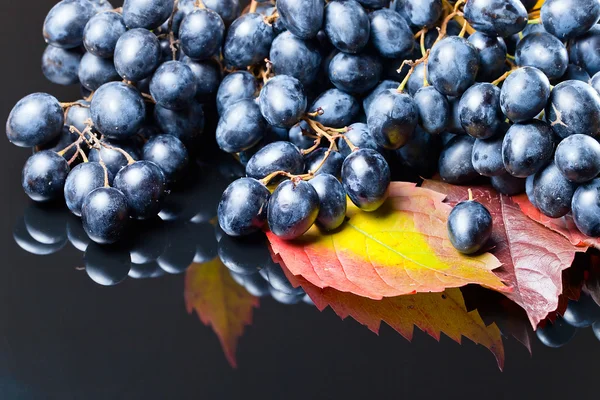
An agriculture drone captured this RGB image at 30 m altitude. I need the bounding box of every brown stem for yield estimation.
[491,69,515,86]
[98,154,110,188]
[301,136,323,155]
[60,101,83,109]
[77,146,88,163]
[67,148,80,165]
[249,0,258,13]
[142,92,157,103]
[195,0,205,8]
[57,137,83,157]
[396,51,430,93]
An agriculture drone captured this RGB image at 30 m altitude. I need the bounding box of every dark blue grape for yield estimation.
[407,63,426,97]
[181,57,222,101]
[216,98,266,153]
[246,141,304,179]
[278,0,324,39]
[558,64,590,83]
[223,13,274,69]
[414,86,449,135]
[81,187,129,244]
[468,32,507,82]
[6,93,64,147]
[78,51,120,91]
[396,126,443,178]
[269,31,322,87]
[88,140,141,181]
[555,134,600,183]
[516,32,568,80]
[38,126,79,160]
[562,292,600,327]
[203,0,240,25]
[122,0,174,30]
[304,148,343,177]
[179,8,225,60]
[472,135,505,177]
[464,0,527,37]
[545,80,600,140]
[324,0,369,54]
[64,162,107,216]
[328,52,382,95]
[43,0,96,49]
[218,177,270,236]
[90,82,146,140]
[149,61,197,110]
[423,19,463,50]
[309,174,347,231]
[268,180,320,240]
[337,123,380,158]
[500,66,550,122]
[91,0,113,12]
[42,45,82,85]
[142,134,188,182]
[428,36,479,96]
[65,100,91,132]
[341,148,390,211]
[401,0,443,28]
[154,101,205,147]
[533,162,578,218]
[309,89,360,128]
[367,89,417,150]
[216,71,258,115]
[368,9,413,59]
[572,178,600,236]
[502,121,554,178]
[526,174,536,206]
[491,173,526,195]
[536,316,578,348]
[114,28,161,81]
[458,83,503,139]
[22,151,70,202]
[83,11,127,58]
[569,25,600,76]
[363,80,399,117]
[446,96,466,135]
[114,161,166,219]
[439,136,478,184]
[259,75,306,128]
[447,200,493,254]
[541,0,600,40]
[288,120,317,150]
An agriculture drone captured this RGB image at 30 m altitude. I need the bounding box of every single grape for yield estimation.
[541,0,600,40]
[526,175,537,207]
[258,75,307,128]
[401,0,443,28]
[278,0,324,39]
[341,148,390,211]
[203,0,240,25]
[7,93,64,147]
[64,162,108,217]
[154,101,205,147]
[268,180,320,240]
[328,52,382,95]
[458,83,503,139]
[500,66,550,122]
[90,0,114,12]
[122,0,174,30]
[43,0,96,49]
[84,243,131,285]
[42,45,82,85]
[81,187,129,244]
[533,162,578,218]
[439,136,479,184]
[545,80,600,140]
[413,86,450,135]
[472,135,505,177]
[572,178,600,236]
[218,178,270,236]
[558,64,591,83]
[150,61,197,110]
[83,11,127,58]
[367,89,417,150]
[304,148,344,177]
[21,151,69,202]
[114,28,161,82]
[502,121,554,178]
[88,140,141,181]
[181,57,222,101]
[536,317,578,348]
[216,71,258,115]
[363,80,399,117]
[179,8,225,60]
[113,161,167,219]
[368,9,413,59]
[245,141,304,180]
[142,135,189,183]
[223,13,274,69]
[491,173,526,195]
[407,63,426,97]
[569,26,600,76]
[309,174,347,231]
[337,123,380,158]
[90,82,146,140]
[446,96,466,135]
[467,32,507,82]
[269,31,322,87]
[447,199,493,254]
[464,0,527,37]
[324,0,369,54]
[515,32,568,80]
[562,292,600,327]
[555,134,600,183]
[309,89,360,128]
[396,126,443,178]
[216,98,266,153]
[78,51,120,91]
[428,36,480,97]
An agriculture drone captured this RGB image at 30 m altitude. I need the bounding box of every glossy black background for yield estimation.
[0,1,597,399]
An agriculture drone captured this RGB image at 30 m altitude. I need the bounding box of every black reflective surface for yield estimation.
[1,1,599,399]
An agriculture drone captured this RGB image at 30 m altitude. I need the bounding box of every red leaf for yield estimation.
[423,180,586,328]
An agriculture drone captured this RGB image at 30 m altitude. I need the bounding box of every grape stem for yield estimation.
[527,18,541,25]
[98,154,110,188]
[396,51,430,93]
[168,0,180,60]
[249,0,258,13]
[66,148,81,165]
[77,146,88,163]
[57,137,84,157]
[458,20,468,38]
[468,188,474,201]
[195,0,205,8]
[491,68,516,86]
[264,9,279,25]
[141,92,157,104]
[60,101,86,109]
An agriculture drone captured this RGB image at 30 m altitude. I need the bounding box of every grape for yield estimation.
[179,8,225,60]
[328,52,382,95]
[304,148,344,177]
[502,121,554,178]
[83,11,127,58]
[114,28,161,82]
[309,174,347,231]
[150,61,197,110]
[367,89,417,150]
[122,0,174,30]
[278,0,324,40]
[65,101,90,132]
[90,0,113,12]
[154,101,205,146]
[218,233,269,275]
[446,96,466,135]
[216,98,266,153]
[203,0,240,25]
[218,178,270,236]
[490,173,526,195]
[64,162,107,217]
[142,135,188,183]
[423,19,463,50]
[90,82,146,140]
[515,32,568,80]
[84,243,131,285]
[572,179,600,236]
[525,175,536,207]
[467,32,507,82]
[21,151,69,202]
[38,126,79,161]
[559,64,590,83]
[413,86,450,135]
[533,162,578,218]
[223,13,274,69]
[245,141,304,180]
[269,31,322,87]
[428,36,480,97]
[337,123,380,158]
[7,93,64,147]
[42,45,82,86]
[368,9,414,59]
[88,140,141,181]
[407,63,426,96]
[216,71,258,115]
[555,134,600,183]
[324,0,369,54]
[541,0,600,40]
[268,180,320,240]
[288,120,317,150]
[78,52,120,91]
[113,161,167,220]
[400,0,442,28]
[447,200,493,254]
[363,80,399,117]
[342,148,390,211]
[81,187,129,244]
[43,0,96,49]
[562,292,600,328]
[309,89,360,128]
[396,126,443,178]
[471,135,505,177]
[439,136,478,184]
[536,317,578,348]
[458,83,503,139]
[181,57,222,101]
[258,75,307,128]
[500,66,550,123]
[464,0,527,37]
[568,25,600,76]
[545,80,600,140]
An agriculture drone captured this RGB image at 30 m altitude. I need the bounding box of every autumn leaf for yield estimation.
[278,261,505,370]
[184,258,259,368]
[267,182,507,301]
[423,180,585,328]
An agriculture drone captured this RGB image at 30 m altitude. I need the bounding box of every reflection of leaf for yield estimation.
[423,180,585,328]
[267,182,507,300]
[279,262,505,370]
[184,259,259,368]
